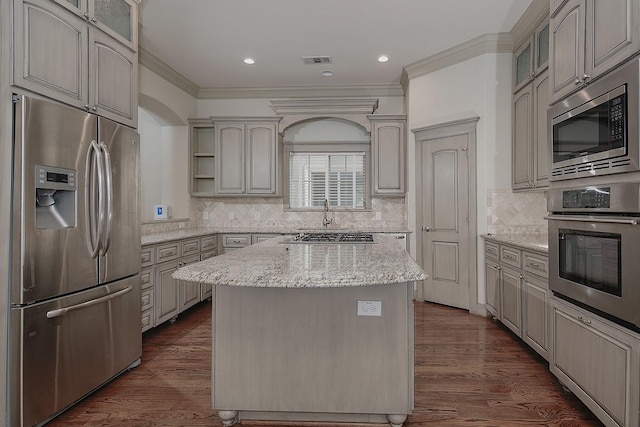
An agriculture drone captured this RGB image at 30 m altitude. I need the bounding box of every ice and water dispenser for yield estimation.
[35,165,76,229]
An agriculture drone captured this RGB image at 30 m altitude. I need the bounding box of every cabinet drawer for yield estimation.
[201,250,216,261]
[181,238,200,257]
[222,234,250,248]
[156,242,180,263]
[141,287,154,311]
[251,234,280,244]
[201,235,217,251]
[141,308,154,332]
[484,241,499,260]
[140,267,153,290]
[500,246,521,268]
[141,246,155,267]
[523,251,549,279]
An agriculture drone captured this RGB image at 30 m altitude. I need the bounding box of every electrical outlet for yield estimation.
[254,211,260,220]
[228,211,234,220]
[375,211,382,221]
[202,211,209,220]
[357,300,382,316]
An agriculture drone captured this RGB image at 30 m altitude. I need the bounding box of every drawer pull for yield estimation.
[160,249,177,257]
[577,315,592,325]
[504,254,516,260]
[528,262,541,268]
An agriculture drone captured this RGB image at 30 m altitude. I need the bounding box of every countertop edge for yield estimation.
[481,233,549,254]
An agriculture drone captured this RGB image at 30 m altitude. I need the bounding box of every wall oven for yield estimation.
[549,57,640,181]
[547,182,640,331]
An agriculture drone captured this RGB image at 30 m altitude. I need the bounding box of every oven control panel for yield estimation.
[562,187,611,209]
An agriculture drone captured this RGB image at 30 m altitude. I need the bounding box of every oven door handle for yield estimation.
[544,215,638,225]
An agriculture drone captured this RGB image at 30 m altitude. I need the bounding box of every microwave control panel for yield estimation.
[562,187,611,209]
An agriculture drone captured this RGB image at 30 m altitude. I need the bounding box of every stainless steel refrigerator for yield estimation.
[10,95,141,426]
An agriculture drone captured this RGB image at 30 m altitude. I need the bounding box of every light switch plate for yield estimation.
[357,300,382,316]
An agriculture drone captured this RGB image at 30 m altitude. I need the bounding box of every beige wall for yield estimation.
[405,52,546,305]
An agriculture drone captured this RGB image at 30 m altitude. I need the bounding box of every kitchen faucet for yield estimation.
[323,198,332,228]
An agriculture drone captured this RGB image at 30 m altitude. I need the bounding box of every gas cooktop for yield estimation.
[287,232,375,244]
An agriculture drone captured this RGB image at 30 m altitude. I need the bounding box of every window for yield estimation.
[289,152,366,209]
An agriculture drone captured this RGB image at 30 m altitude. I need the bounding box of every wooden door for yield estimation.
[216,124,246,194]
[89,29,137,127]
[13,0,88,107]
[550,0,585,103]
[246,123,277,194]
[418,134,470,310]
[512,84,533,189]
[585,0,640,81]
[533,70,550,187]
[155,259,179,325]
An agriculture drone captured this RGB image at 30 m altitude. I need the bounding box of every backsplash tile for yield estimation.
[486,188,547,235]
[192,197,407,230]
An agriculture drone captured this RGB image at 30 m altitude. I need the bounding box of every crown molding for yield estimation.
[510,0,550,49]
[139,48,200,98]
[198,84,403,99]
[401,32,512,91]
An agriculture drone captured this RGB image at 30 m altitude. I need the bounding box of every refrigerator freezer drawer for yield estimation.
[10,276,141,426]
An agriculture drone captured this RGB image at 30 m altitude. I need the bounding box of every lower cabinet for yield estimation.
[550,296,640,427]
[483,238,549,360]
[140,233,218,331]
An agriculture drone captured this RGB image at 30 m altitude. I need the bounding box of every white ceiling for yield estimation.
[139,0,533,90]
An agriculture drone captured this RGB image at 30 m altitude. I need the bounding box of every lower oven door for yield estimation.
[547,214,640,330]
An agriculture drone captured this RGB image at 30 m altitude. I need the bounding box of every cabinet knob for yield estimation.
[84,104,90,110]
[582,74,591,82]
[91,16,97,23]
[574,77,583,85]
[92,105,97,112]
[422,226,431,232]
[577,315,592,325]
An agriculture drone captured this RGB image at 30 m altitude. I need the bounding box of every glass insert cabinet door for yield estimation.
[89,0,138,50]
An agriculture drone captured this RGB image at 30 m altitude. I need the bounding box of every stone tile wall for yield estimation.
[486,188,547,235]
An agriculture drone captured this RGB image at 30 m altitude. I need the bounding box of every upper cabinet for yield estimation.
[513,19,549,93]
[550,0,640,104]
[369,115,406,196]
[12,0,138,127]
[213,118,282,197]
[512,15,550,191]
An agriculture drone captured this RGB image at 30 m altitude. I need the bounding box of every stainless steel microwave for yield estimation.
[549,57,640,181]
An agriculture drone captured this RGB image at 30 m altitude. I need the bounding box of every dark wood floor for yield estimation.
[48,301,602,426]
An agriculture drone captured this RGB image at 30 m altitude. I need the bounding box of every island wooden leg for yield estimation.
[387,414,407,427]
[218,410,238,426]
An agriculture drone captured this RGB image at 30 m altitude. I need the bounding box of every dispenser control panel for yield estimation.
[35,165,76,191]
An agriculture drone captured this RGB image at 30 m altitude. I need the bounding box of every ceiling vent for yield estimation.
[301,56,333,65]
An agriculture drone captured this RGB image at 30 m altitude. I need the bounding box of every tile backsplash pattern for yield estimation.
[486,188,547,235]
[192,197,407,230]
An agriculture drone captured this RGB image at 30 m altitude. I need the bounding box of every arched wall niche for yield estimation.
[139,93,185,126]
[282,117,370,143]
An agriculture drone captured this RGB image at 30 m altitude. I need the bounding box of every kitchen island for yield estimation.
[173,234,427,427]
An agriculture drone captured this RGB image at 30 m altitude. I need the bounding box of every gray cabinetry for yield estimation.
[512,15,550,191]
[483,238,549,360]
[550,0,640,104]
[214,118,281,196]
[369,115,406,196]
[551,296,640,427]
[12,0,138,127]
[141,233,218,331]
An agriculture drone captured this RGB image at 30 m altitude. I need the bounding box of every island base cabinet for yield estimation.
[212,283,413,425]
[550,297,640,427]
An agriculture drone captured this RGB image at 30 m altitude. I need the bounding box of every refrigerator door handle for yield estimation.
[84,140,104,258]
[45,286,133,319]
[99,142,113,255]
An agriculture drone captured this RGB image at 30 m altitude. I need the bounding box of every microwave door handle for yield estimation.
[99,142,112,255]
[545,215,638,225]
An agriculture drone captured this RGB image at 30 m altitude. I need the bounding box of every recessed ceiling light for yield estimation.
[243,58,255,65]
[321,70,334,77]
[378,55,390,63]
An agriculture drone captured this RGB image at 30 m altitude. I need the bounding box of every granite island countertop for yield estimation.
[481,233,549,254]
[172,235,427,288]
